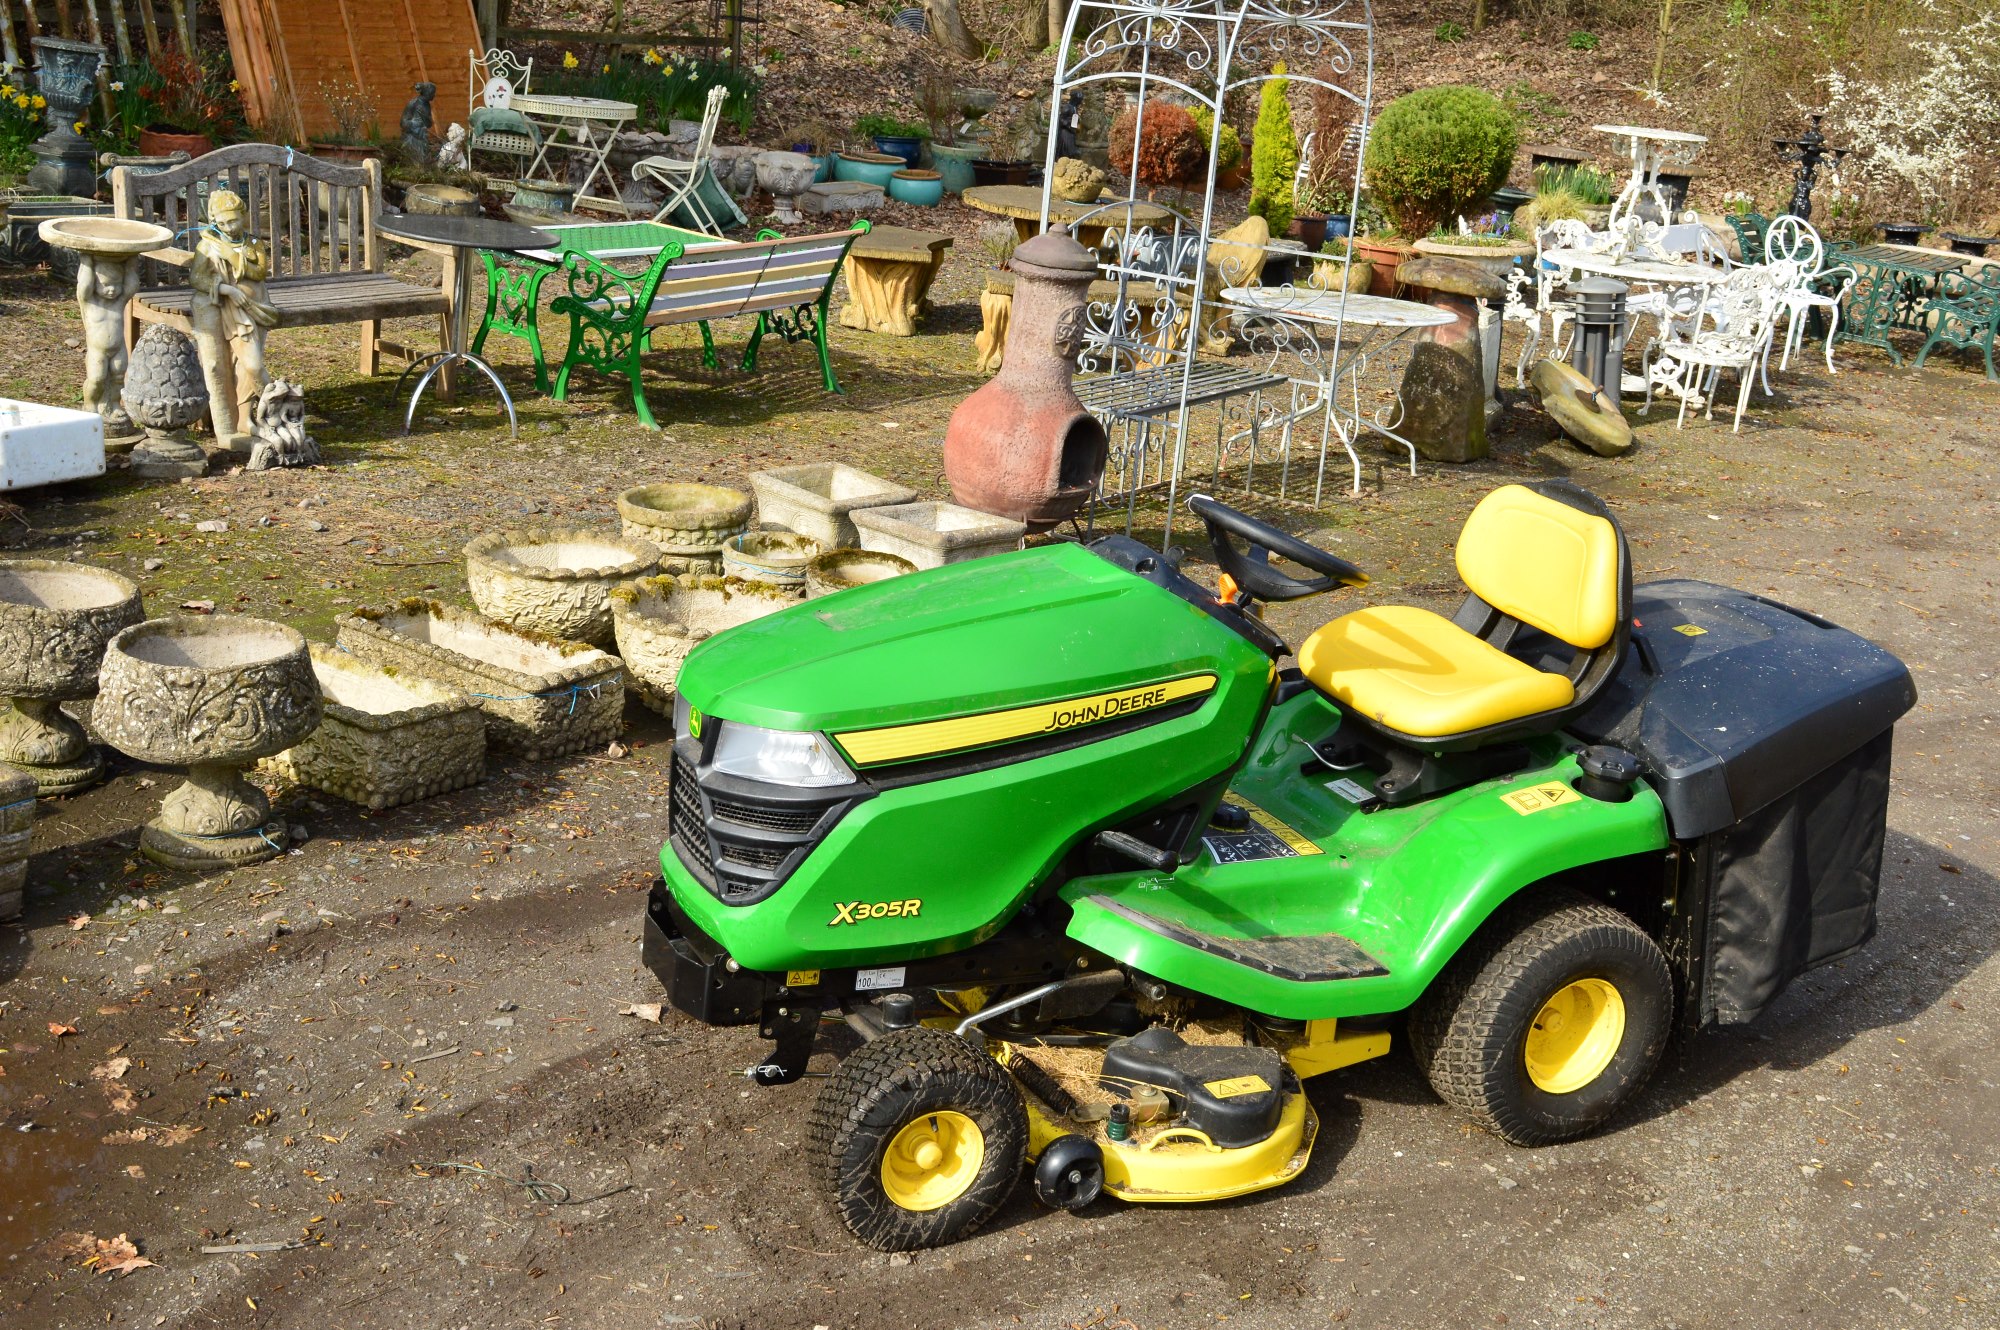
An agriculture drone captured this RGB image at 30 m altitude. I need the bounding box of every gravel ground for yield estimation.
[0,224,1995,1329]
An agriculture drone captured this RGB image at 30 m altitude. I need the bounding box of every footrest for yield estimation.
[1085,895,1388,982]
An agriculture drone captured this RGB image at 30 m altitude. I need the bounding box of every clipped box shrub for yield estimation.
[1363,85,1518,240]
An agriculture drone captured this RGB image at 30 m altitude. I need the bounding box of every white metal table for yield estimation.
[510,93,640,217]
[1542,248,1728,394]
[1222,287,1454,496]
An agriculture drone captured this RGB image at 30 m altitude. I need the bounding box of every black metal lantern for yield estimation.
[1773,114,1851,223]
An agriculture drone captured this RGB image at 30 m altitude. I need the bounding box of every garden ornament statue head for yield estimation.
[208,187,248,240]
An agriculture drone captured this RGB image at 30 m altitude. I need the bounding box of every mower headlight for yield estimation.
[708,722,854,788]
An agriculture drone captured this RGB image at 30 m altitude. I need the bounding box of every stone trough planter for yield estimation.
[335,600,623,760]
[720,531,821,587]
[263,644,485,809]
[749,463,918,548]
[852,502,1027,569]
[0,762,31,920]
[464,528,659,648]
[616,482,752,573]
[805,548,917,600]
[611,575,803,713]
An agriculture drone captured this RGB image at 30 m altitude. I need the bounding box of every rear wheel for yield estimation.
[809,1026,1027,1250]
[1409,889,1672,1146]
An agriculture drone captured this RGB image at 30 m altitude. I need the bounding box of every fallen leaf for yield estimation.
[48,1022,77,1038]
[92,1057,132,1081]
[68,913,91,931]
[125,1164,146,1179]
[103,1083,138,1114]
[1939,863,1961,874]
[53,1232,155,1276]
[618,1002,663,1023]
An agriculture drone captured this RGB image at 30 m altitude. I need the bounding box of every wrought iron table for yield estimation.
[1832,244,1970,364]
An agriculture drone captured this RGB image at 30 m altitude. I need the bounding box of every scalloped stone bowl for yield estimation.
[465,528,659,647]
[95,616,322,870]
[719,530,821,587]
[615,482,752,572]
[263,643,485,809]
[0,559,145,794]
[611,574,802,713]
[804,548,917,600]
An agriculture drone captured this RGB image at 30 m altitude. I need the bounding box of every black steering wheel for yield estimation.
[1188,493,1369,603]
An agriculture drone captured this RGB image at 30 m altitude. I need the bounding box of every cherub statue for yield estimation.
[402,82,437,163]
[245,379,318,470]
[436,122,469,172]
[189,188,278,447]
[76,249,145,437]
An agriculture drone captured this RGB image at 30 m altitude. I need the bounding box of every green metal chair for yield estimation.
[1726,212,1771,266]
[1913,267,2000,382]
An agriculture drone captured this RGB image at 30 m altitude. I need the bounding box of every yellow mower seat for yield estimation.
[1299,605,1576,738]
[1299,483,1625,743]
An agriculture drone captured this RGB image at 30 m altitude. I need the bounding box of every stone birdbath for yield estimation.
[0,559,145,795]
[616,482,752,573]
[95,616,323,870]
[39,216,175,447]
[754,151,820,224]
[1394,255,1508,464]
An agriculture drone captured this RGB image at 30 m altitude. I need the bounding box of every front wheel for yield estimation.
[809,1026,1027,1250]
[1409,889,1673,1146]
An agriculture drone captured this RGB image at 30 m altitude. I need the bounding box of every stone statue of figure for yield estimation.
[76,249,145,437]
[1054,89,1085,162]
[246,378,318,470]
[436,122,468,172]
[189,187,278,448]
[402,82,437,163]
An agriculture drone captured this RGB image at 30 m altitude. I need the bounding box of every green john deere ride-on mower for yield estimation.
[642,480,1914,1250]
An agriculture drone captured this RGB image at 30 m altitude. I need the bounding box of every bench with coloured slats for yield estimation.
[545,222,872,429]
[111,143,448,375]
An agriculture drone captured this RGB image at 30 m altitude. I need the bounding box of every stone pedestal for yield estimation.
[0,762,32,920]
[123,325,211,480]
[1395,256,1508,464]
[838,225,953,337]
[25,38,105,199]
[0,560,145,795]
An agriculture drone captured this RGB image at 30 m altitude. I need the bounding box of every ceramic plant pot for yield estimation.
[889,168,944,207]
[95,616,322,870]
[970,159,1034,188]
[872,134,924,168]
[804,548,916,600]
[616,482,752,573]
[263,643,485,810]
[464,528,659,647]
[834,151,904,188]
[750,463,918,548]
[0,559,145,794]
[136,128,212,160]
[929,142,982,195]
[335,600,622,760]
[720,531,822,587]
[510,178,577,213]
[611,574,803,712]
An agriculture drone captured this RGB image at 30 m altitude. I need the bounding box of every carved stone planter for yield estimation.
[749,463,917,548]
[0,762,31,920]
[719,531,820,587]
[122,323,210,480]
[464,528,659,647]
[852,502,1026,570]
[335,601,623,760]
[616,482,752,573]
[263,644,485,809]
[0,559,145,795]
[805,549,916,600]
[611,575,802,713]
[95,616,322,871]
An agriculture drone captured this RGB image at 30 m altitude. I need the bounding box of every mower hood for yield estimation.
[676,543,1262,738]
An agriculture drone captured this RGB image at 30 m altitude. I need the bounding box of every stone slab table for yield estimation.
[839,225,954,337]
[962,185,1175,252]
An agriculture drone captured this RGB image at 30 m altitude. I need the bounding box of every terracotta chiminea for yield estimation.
[943,225,1109,531]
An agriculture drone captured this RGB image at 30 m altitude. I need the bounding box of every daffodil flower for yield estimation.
[74,120,88,134]
[563,50,580,70]
[30,93,47,108]
[229,79,241,92]
[720,47,732,58]
[110,80,126,91]
[643,48,662,65]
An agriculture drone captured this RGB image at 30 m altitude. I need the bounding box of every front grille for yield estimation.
[669,749,714,880]
[720,842,789,870]
[709,797,821,835]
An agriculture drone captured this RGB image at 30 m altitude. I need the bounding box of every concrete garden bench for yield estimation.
[837,224,952,337]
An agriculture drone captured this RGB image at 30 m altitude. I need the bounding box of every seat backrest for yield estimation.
[693,85,728,161]
[645,224,864,324]
[1764,214,1822,274]
[1454,483,1622,650]
[112,142,381,282]
[471,47,531,110]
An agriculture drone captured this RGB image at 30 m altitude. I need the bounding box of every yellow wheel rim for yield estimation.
[880,1111,985,1212]
[1523,978,1626,1094]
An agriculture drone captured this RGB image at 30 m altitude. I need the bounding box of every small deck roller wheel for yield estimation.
[809,1026,1027,1250]
[1409,888,1672,1146]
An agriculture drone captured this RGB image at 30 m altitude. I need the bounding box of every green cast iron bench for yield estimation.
[1913,265,2000,381]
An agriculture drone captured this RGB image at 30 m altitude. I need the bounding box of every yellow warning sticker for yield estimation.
[1203,1075,1273,1099]
[1500,781,1583,815]
[1671,623,1707,636]
[784,969,821,987]
[1233,799,1325,856]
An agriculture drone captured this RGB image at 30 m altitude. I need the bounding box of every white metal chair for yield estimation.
[1640,265,1783,432]
[1502,219,1594,385]
[1763,214,1856,376]
[467,48,538,172]
[633,86,729,233]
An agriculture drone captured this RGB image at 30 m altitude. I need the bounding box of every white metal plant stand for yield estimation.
[1594,124,1706,261]
[512,93,640,217]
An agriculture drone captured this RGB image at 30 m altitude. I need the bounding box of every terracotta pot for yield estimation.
[137,127,212,159]
[1354,236,1414,297]
[1216,161,1248,191]
[312,142,383,164]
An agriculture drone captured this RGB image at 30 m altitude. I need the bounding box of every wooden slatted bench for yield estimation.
[111,143,448,376]
[547,221,871,429]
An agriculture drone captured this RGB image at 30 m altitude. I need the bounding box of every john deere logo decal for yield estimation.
[834,674,1217,766]
[686,707,703,738]
[829,898,923,926]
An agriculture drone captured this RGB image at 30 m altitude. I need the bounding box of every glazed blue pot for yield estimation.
[888,169,944,207]
[834,152,903,188]
[1327,214,1353,238]
[873,134,924,168]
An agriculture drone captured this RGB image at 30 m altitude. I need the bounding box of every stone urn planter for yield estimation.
[616,482,752,573]
[0,559,145,795]
[0,762,30,919]
[335,600,622,759]
[720,531,821,587]
[611,575,802,712]
[263,643,485,809]
[749,463,917,548]
[754,151,819,224]
[404,184,480,218]
[95,616,322,870]
[510,178,577,214]
[1412,235,1536,282]
[27,38,106,198]
[805,548,916,600]
[853,502,1027,569]
[464,528,659,647]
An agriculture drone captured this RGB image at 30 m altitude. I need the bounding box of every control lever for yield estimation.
[1094,830,1178,873]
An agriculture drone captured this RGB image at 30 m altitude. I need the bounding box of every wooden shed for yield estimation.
[219,0,482,146]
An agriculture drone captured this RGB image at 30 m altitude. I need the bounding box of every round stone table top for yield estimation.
[962,185,1175,231]
[1221,287,1456,330]
[1543,248,1730,286]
